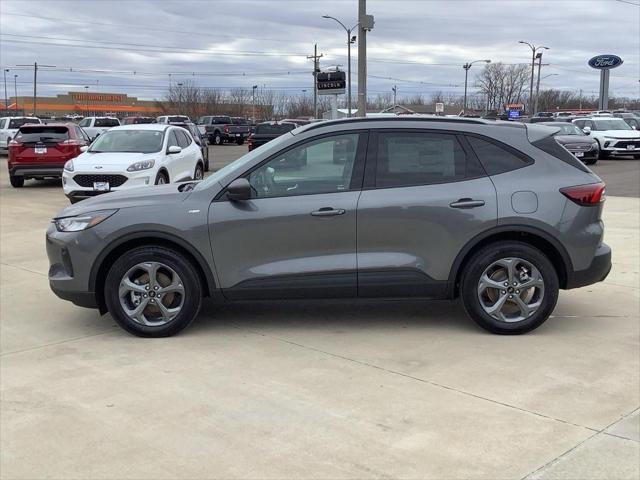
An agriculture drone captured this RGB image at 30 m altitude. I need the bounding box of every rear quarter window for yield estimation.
[531,135,590,173]
[466,136,533,175]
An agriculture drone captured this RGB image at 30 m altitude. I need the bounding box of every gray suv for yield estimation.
[46,117,611,337]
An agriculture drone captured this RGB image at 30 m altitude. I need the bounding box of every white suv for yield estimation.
[572,117,640,159]
[62,124,204,203]
[77,117,120,141]
[0,117,41,151]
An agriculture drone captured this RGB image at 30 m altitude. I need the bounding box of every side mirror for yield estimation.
[167,145,182,154]
[226,178,252,201]
[582,126,591,135]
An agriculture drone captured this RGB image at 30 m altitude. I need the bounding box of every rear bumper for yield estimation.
[565,243,612,289]
[8,164,64,177]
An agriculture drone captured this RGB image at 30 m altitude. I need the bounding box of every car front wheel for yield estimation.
[460,241,559,334]
[104,246,203,337]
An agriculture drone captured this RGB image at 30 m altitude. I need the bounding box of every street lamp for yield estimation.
[13,74,17,111]
[84,86,89,115]
[252,85,258,122]
[3,69,9,112]
[322,15,359,117]
[462,59,490,114]
[177,82,183,113]
[519,41,549,114]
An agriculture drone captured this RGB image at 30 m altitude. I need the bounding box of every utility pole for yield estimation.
[392,85,397,106]
[357,0,374,117]
[3,69,8,111]
[462,60,490,115]
[518,42,548,114]
[579,89,583,111]
[533,53,545,115]
[16,62,55,116]
[13,75,17,112]
[252,85,257,121]
[307,44,323,118]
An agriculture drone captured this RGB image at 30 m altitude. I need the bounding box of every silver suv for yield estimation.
[46,117,611,337]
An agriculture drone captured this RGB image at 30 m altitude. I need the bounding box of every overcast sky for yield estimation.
[1,0,638,103]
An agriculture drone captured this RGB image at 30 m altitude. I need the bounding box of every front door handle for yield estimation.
[449,198,486,209]
[311,207,346,217]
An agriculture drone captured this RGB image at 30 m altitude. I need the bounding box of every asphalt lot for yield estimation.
[1,146,638,479]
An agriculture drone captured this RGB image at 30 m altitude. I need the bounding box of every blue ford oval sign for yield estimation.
[588,55,623,70]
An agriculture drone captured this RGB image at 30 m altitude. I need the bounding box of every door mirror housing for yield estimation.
[226,178,252,201]
[167,145,182,154]
[582,126,591,135]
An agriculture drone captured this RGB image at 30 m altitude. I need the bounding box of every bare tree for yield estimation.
[475,63,530,112]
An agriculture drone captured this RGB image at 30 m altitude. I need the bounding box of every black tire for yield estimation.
[597,145,609,160]
[203,147,210,171]
[9,175,24,188]
[194,162,204,181]
[236,138,244,145]
[584,157,598,165]
[633,154,640,160]
[213,132,222,145]
[69,197,82,204]
[154,170,169,185]
[460,241,559,335]
[104,246,203,337]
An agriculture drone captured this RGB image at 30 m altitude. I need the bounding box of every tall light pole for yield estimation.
[3,69,8,111]
[462,59,490,114]
[518,42,548,114]
[533,51,548,115]
[13,74,17,112]
[322,15,359,117]
[392,85,397,107]
[177,82,183,113]
[252,84,258,121]
[357,0,374,117]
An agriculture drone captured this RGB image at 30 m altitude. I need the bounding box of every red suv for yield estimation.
[8,123,90,188]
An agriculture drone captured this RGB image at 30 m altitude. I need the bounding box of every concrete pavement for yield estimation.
[0,151,638,479]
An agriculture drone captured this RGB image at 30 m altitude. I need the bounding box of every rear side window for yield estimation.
[214,117,231,124]
[375,131,483,188]
[9,118,40,129]
[95,118,119,127]
[16,126,69,143]
[255,123,295,135]
[531,135,590,173]
[466,136,532,176]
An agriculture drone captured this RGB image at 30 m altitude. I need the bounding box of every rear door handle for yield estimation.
[449,198,486,209]
[311,207,346,217]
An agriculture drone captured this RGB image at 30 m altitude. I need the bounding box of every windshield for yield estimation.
[594,119,631,130]
[553,124,584,135]
[196,132,293,190]
[89,130,164,153]
[255,123,295,135]
[9,118,40,129]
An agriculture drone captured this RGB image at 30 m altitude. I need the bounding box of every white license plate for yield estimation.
[93,182,110,191]
[34,146,47,154]
[574,152,584,158]
[627,145,636,151]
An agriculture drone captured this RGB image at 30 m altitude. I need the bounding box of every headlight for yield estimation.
[54,209,117,232]
[127,159,155,172]
[64,160,74,172]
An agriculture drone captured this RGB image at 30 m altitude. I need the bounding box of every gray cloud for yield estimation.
[1,0,638,102]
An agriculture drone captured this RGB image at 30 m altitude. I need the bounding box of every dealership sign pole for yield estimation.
[588,54,623,110]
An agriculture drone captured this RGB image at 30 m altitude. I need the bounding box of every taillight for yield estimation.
[560,182,606,206]
[224,126,229,133]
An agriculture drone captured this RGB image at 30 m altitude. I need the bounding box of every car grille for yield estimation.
[613,140,640,148]
[73,174,128,187]
[564,143,593,151]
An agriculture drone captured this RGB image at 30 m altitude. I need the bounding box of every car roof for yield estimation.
[109,124,170,131]
[1,116,39,120]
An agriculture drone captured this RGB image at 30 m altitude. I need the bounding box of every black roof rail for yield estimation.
[300,115,488,133]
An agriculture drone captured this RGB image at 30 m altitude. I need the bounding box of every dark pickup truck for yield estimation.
[247,121,297,151]
[196,115,251,145]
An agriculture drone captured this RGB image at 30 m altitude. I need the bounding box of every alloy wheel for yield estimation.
[477,257,545,323]
[119,262,185,326]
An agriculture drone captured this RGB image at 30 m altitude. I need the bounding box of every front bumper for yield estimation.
[601,139,640,155]
[63,170,152,199]
[46,224,98,309]
[565,243,612,289]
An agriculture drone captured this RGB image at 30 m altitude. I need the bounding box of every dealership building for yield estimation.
[3,91,164,117]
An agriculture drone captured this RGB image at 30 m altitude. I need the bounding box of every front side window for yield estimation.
[79,118,90,127]
[467,136,531,176]
[89,130,164,153]
[175,129,191,148]
[248,133,360,198]
[95,118,120,127]
[593,119,631,131]
[375,131,480,187]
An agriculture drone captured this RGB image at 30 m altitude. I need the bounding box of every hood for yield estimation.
[599,130,640,138]
[554,135,596,144]
[74,151,157,170]
[54,183,192,218]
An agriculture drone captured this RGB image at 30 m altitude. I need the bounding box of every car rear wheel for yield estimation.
[104,246,203,337]
[9,175,24,188]
[236,138,244,145]
[461,241,559,334]
[213,133,222,145]
[154,171,169,185]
